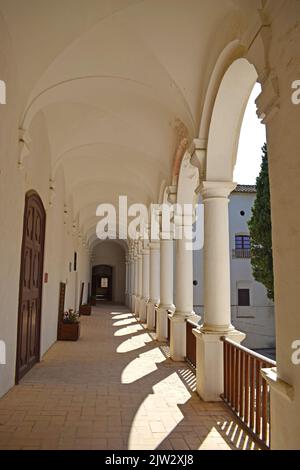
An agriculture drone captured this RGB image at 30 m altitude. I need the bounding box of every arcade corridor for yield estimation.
[0,306,257,450]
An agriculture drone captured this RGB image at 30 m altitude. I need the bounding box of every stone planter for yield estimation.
[79,304,91,315]
[57,321,80,341]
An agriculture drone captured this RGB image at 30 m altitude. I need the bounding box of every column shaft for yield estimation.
[170,224,194,361]
[139,247,149,322]
[194,181,245,401]
[157,236,174,341]
[147,241,160,330]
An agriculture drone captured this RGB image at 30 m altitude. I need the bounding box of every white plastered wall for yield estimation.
[92,241,126,304]
[0,41,91,397]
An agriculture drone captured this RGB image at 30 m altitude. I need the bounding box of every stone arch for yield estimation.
[91,240,127,304]
[205,58,258,182]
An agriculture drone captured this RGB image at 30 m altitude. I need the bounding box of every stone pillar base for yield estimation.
[169,313,189,361]
[193,327,246,402]
[146,302,156,330]
[134,296,140,316]
[156,304,175,342]
[131,295,136,313]
[139,297,148,322]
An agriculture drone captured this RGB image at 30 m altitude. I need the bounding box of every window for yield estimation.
[238,288,250,306]
[235,235,250,250]
[100,277,108,288]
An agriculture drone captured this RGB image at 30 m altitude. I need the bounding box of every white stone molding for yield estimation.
[18,128,31,169]
[49,178,56,206]
[261,367,294,402]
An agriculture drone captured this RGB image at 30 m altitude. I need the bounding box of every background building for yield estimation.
[193,185,275,352]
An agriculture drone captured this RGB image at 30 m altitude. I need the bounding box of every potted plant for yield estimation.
[57,309,80,341]
[79,303,92,315]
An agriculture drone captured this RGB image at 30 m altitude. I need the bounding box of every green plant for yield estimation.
[248,143,274,300]
[63,309,79,323]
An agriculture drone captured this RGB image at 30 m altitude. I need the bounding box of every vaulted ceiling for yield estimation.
[0,0,261,245]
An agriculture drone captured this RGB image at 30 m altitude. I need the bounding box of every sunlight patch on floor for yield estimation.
[113,318,138,326]
[117,333,152,353]
[198,426,231,450]
[128,391,184,450]
[152,372,191,403]
[121,347,166,384]
[110,313,133,319]
[114,324,143,336]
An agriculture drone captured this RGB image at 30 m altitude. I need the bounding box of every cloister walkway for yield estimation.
[0,306,258,450]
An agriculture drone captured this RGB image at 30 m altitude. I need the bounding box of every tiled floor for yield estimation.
[0,305,259,450]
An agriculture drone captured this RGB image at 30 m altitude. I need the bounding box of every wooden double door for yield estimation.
[16,191,46,382]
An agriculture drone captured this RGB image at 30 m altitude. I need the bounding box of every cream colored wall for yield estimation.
[0,20,90,397]
[0,13,24,398]
[257,1,300,449]
[92,241,126,304]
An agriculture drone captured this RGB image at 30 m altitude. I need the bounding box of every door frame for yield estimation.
[92,264,113,302]
[15,190,46,384]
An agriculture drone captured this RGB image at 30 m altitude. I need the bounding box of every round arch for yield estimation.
[205,58,258,181]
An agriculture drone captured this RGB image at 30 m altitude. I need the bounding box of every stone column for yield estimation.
[130,246,135,312]
[136,243,143,317]
[134,242,140,315]
[147,240,160,330]
[125,256,129,307]
[139,243,150,322]
[193,181,245,401]
[133,242,139,315]
[157,233,175,341]
[170,216,195,361]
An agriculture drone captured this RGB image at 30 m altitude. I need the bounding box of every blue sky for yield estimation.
[234,83,266,185]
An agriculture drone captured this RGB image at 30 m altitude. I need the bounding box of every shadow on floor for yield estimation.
[0,305,260,450]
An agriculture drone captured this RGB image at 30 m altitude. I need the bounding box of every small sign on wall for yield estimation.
[44,272,48,283]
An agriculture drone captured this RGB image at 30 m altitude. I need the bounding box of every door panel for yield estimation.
[16,192,46,382]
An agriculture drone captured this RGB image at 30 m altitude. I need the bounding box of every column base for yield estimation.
[131,295,136,313]
[169,311,194,361]
[193,327,246,402]
[146,301,157,330]
[156,304,175,342]
[139,297,148,322]
[134,296,140,316]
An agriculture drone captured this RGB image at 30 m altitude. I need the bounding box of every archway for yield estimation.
[91,240,127,304]
[92,265,113,302]
[206,58,257,181]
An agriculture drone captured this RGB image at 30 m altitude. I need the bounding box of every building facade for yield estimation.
[193,185,275,351]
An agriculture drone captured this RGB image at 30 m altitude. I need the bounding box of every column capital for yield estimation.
[160,231,174,241]
[149,240,160,250]
[200,181,236,199]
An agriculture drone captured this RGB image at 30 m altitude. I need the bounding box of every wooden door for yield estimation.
[16,191,46,382]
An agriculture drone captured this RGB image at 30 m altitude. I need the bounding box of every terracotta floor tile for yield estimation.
[0,305,258,450]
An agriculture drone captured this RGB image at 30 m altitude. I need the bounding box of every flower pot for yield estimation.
[79,304,92,315]
[57,321,80,341]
